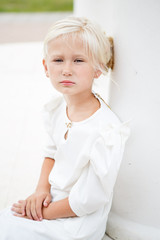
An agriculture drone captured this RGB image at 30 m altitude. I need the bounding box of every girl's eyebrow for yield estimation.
[73,54,87,58]
[50,54,63,58]
[49,53,88,59]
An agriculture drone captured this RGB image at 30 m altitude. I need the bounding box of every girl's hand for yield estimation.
[11,200,26,217]
[25,191,52,221]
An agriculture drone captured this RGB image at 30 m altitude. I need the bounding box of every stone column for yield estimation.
[74,0,160,239]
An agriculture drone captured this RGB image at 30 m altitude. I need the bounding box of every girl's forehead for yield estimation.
[49,35,82,47]
[47,35,89,55]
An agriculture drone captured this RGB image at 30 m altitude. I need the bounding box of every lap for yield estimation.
[0,207,105,240]
[0,207,71,240]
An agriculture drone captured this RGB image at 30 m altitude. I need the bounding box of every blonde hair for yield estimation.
[43,16,114,74]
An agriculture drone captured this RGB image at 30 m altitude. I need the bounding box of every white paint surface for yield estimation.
[74,0,160,239]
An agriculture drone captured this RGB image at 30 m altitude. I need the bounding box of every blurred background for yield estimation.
[0,0,73,43]
[0,0,73,12]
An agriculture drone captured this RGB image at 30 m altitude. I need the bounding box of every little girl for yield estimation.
[0,16,130,240]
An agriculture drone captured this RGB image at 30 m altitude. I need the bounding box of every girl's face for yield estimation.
[43,36,101,96]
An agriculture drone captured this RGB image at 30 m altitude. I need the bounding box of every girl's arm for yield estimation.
[25,157,55,220]
[42,197,77,220]
[12,157,55,221]
[36,157,55,192]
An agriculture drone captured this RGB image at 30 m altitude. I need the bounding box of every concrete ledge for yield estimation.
[106,212,160,240]
[103,235,113,240]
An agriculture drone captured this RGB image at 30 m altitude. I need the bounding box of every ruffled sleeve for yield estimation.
[42,95,63,159]
[68,121,130,217]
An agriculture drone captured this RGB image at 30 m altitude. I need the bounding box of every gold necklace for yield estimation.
[65,122,72,128]
[94,93,111,110]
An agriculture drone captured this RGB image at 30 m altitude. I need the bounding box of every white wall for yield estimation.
[74,0,160,239]
[74,0,114,104]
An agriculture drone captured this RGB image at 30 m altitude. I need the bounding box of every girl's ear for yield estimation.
[42,59,49,78]
[94,70,102,79]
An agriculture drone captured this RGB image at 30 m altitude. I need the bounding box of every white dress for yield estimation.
[0,93,130,240]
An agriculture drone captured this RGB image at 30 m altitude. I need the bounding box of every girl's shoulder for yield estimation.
[43,94,64,113]
[42,94,64,127]
[95,93,121,126]
[95,94,131,146]
[101,102,121,125]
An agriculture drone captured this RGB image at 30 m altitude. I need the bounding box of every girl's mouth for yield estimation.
[60,80,75,86]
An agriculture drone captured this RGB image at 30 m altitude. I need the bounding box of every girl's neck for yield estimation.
[64,91,100,122]
[64,91,94,107]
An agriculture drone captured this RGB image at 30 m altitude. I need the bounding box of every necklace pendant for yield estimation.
[65,122,72,128]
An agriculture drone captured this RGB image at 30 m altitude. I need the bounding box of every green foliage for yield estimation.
[0,0,73,12]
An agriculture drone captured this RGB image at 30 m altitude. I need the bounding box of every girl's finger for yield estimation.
[19,200,26,216]
[26,201,33,220]
[36,199,43,221]
[13,213,30,219]
[43,195,51,207]
[12,203,20,208]
[31,200,39,221]
[18,200,25,204]
[12,201,26,215]
[11,206,21,213]
[13,213,23,217]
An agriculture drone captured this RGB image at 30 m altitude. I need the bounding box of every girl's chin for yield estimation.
[54,87,76,95]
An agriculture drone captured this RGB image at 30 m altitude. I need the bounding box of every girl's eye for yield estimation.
[53,59,63,62]
[74,59,84,63]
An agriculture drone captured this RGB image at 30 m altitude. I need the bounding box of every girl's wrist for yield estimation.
[42,204,53,220]
[35,185,50,193]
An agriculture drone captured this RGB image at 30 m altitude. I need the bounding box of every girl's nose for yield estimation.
[62,62,72,76]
